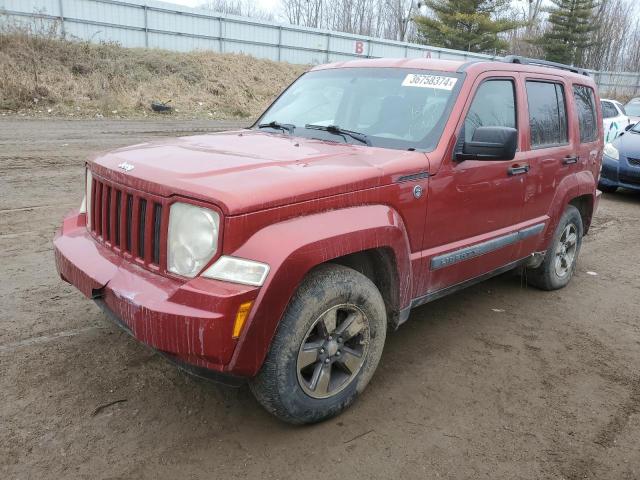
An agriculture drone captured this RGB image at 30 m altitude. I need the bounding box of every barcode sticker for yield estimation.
[402,74,458,90]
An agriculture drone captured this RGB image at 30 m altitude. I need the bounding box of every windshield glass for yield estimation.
[625,102,640,116]
[631,122,640,133]
[256,68,463,151]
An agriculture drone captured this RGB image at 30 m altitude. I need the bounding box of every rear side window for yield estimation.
[464,79,516,142]
[525,81,568,148]
[601,101,618,119]
[573,86,598,143]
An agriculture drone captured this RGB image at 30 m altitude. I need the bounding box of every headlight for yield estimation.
[203,256,270,286]
[603,143,619,161]
[168,202,220,277]
[84,170,93,226]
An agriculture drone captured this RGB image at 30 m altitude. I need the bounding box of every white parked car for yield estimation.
[624,98,640,125]
[601,99,632,143]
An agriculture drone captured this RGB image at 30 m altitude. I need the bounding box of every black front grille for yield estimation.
[126,194,133,252]
[138,199,147,259]
[153,203,162,265]
[115,190,122,243]
[89,176,165,268]
[105,187,112,240]
[628,157,640,167]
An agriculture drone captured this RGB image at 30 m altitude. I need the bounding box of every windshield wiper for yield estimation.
[305,124,371,146]
[257,121,295,134]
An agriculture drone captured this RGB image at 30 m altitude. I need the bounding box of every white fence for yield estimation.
[2,0,639,95]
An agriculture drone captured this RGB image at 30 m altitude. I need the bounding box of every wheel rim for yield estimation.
[296,304,370,399]
[554,223,578,278]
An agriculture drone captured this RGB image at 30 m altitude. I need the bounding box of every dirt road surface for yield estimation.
[1,118,639,480]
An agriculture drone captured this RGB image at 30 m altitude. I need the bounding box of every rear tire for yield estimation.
[249,264,387,424]
[526,205,583,291]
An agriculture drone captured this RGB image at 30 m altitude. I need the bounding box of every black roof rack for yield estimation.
[502,55,589,76]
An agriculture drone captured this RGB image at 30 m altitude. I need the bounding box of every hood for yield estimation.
[89,130,426,215]
[614,128,640,159]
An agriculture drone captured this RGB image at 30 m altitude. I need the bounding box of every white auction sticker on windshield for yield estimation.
[402,74,457,90]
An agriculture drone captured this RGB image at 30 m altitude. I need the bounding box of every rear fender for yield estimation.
[545,171,597,245]
[226,205,412,376]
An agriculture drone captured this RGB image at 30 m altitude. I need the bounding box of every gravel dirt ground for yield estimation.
[1,118,639,480]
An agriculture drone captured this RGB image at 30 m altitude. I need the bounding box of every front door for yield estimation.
[422,75,528,294]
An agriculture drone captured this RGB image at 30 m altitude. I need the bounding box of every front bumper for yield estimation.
[599,153,640,191]
[54,211,258,376]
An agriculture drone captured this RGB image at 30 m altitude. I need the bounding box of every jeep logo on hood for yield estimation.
[118,161,134,172]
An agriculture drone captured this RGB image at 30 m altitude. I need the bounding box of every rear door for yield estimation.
[515,74,575,258]
[423,74,527,293]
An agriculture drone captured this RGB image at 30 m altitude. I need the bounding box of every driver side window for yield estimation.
[464,79,517,142]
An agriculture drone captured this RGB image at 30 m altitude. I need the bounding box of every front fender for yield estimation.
[226,205,412,376]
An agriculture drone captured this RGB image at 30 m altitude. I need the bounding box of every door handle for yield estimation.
[508,164,530,176]
[563,155,579,165]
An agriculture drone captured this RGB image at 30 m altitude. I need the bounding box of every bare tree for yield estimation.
[502,3,544,58]
[282,0,324,27]
[199,0,275,21]
[382,0,418,41]
[280,0,418,40]
[582,0,637,71]
[624,18,640,72]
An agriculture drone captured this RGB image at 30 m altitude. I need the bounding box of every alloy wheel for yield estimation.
[296,304,370,399]
[554,223,578,278]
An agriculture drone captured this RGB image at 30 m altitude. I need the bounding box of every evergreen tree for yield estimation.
[535,0,600,66]
[414,0,520,54]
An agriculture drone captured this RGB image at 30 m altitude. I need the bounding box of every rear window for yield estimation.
[601,101,618,119]
[626,102,640,116]
[573,86,598,143]
[526,81,568,148]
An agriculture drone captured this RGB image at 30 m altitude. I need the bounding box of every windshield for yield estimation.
[631,122,640,133]
[625,102,640,116]
[255,68,463,151]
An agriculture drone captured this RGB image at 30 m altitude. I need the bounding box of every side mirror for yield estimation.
[456,126,518,161]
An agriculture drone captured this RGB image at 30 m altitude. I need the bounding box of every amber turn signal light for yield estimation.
[233,301,253,338]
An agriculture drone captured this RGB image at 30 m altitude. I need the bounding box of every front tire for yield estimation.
[249,264,387,424]
[526,205,583,291]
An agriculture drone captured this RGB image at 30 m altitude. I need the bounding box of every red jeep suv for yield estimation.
[54,56,603,423]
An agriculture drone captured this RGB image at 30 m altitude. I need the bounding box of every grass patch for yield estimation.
[0,21,307,119]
